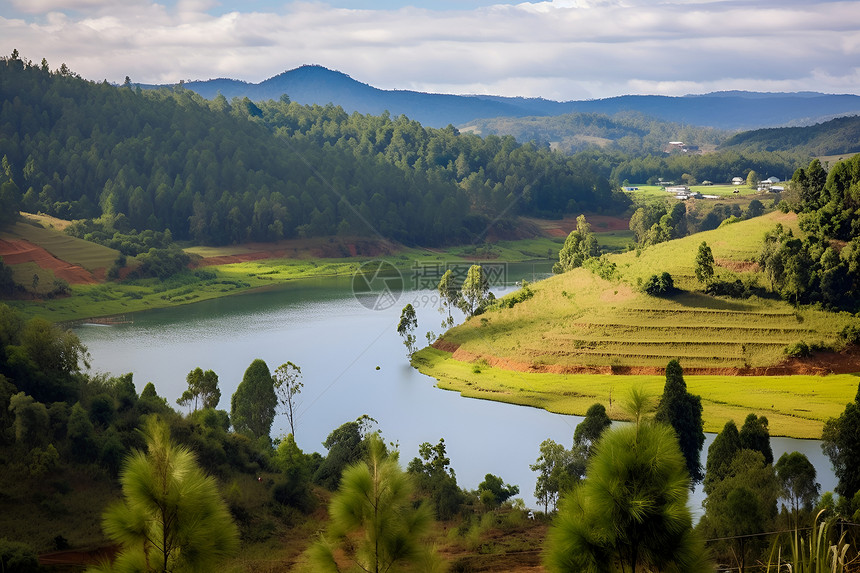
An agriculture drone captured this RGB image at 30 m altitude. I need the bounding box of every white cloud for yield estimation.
[1,0,858,99]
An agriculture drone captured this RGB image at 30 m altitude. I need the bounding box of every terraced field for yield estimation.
[436,212,854,373]
[529,306,822,369]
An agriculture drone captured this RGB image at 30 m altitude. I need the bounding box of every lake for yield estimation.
[74,262,838,511]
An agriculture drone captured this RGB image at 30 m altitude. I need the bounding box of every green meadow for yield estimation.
[413,347,857,439]
[415,211,860,438]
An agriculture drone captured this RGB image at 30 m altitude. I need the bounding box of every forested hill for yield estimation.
[462,111,728,155]
[166,65,860,130]
[718,115,860,157]
[0,54,625,246]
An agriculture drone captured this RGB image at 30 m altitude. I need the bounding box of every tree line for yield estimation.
[0,51,628,248]
[755,156,860,311]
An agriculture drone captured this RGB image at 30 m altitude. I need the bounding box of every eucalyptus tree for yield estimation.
[573,402,612,459]
[695,241,715,284]
[273,361,303,437]
[176,367,220,412]
[775,451,820,529]
[459,264,491,316]
[437,269,461,328]
[397,304,418,357]
[822,381,860,511]
[554,214,599,274]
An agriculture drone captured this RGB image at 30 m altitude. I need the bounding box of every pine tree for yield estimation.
[309,434,442,572]
[545,388,711,573]
[91,417,238,573]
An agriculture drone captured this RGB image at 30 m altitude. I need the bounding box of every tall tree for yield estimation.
[694,241,715,284]
[699,450,779,573]
[93,417,238,573]
[704,420,742,495]
[459,264,491,317]
[313,415,377,490]
[397,304,418,357]
[477,473,519,508]
[530,438,583,514]
[746,169,760,189]
[273,361,303,437]
[176,367,220,411]
[739,413,773,465]
[655,360,705,484]
[822,382,860,509]
[572,402,611,459]
[774,451,820,529]
[554,214,600,273]
[545,388,711,573]
[407,438,463,520]
[230,358,276,441]
[309,434,440,572]
[437,269,461,328]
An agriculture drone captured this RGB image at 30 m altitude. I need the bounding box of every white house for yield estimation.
[732,177,744,185]
[666,185,689,194]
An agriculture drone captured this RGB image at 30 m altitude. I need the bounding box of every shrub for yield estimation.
[839,324,860,345]
[0,538,39,573]
[642,272,674,296]
[784,341,810,358]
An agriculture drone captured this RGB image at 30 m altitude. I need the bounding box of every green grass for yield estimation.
[413,347,858,439]
[595,230,636,252]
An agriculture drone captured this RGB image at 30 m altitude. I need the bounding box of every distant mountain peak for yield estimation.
[160,68,860,130]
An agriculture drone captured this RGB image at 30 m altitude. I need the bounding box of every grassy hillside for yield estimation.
[414,211,859,438]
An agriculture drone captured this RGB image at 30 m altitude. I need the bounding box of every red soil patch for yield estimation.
[434,341,860,376]
[0,238,98,284]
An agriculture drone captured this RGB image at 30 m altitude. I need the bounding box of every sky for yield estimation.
[1,0,859,101]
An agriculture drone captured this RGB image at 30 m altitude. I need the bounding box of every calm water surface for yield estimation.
[74,265,837,510]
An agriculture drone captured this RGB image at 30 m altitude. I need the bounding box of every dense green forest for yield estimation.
[0,52,627,247]
[720,115,860,156]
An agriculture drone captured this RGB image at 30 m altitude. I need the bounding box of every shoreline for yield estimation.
[10,251,557,324]
[412,347,858,440]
